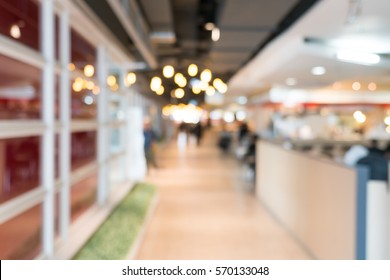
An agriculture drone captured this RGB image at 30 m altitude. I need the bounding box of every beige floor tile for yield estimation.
[135,130,311,260]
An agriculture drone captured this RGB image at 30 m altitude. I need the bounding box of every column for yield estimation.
[41,0,55,258]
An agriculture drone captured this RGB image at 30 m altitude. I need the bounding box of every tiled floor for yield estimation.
[136,129,311,259]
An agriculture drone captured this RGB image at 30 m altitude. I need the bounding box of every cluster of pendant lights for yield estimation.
[150,64,228,99]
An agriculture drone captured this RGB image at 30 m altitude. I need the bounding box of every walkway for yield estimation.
[136,129,311,259]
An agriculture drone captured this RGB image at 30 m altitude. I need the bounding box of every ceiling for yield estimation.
[80,0,319,104]
[228,0,390,104]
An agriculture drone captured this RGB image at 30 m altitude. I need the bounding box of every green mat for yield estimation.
[73,183,156,260]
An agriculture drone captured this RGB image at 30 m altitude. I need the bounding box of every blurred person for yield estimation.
[218,126,232,153]
[191,122,203,146]
[357,139,388,181]
[238,122,249,144]
[143,119,158,169]
[343,144,369,167]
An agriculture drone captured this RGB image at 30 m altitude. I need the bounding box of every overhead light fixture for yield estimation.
[163,65,175,78]
[174,88,185,99]
[311,66,326,76]
[188,64,198,77]
[126,72,136,86]
[192,87,201,94]
[156,86,164,95]
[285,78,297,86]
[204,22,215,31]
[211,27,220,42]
[206,86,215,96]
[150,76,162,91]
[200,69,212,83]
[336,50,380,65]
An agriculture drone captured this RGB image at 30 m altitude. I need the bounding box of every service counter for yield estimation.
[256,140,389,259]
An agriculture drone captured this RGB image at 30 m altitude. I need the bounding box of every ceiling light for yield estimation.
[336,50,380,65]
[205,22,215,31]
[163,65,174,78]
[311,66,326,76]
[352,82,361,91]
[156,86,164,95]
[218,83,228,94]
[150,76,162,91]
[206,86,215,96]
[174,88,185,99]
[211,27,220,42]
[126,72,136,86]
[368,82,377,91]
[200,69,212,83]
[188,64,198,77]
[285,78,297,86]
[192,87,201,94]
[174,73,186,87]
[10,24,21,39]
[84,64,94,77]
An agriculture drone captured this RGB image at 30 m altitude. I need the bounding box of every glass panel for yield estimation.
[0,204,42,259]
[71,131,96,171]
[71,82,97,119]
[0,0,40,50]
[71,29,96,72]
[0,136,41,203]
[0,54,41,120]
[70,173,97,221]
[110,127,123,154]
[109,157,125,185]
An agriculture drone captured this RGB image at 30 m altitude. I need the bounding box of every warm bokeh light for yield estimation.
[368,82,377,91]
[173,73,187,87]
[352,82,361,91]
[156,85,164,95]
[86,81,95,90]
[174,88,185,99]
[84,64,94,77]
[150,76,162,91]
[107,75,117,87]
[206,86,215,96]
[211,27,220,42]
[68,63,76,71]
[163,65,175,78]
[192,87,201,94]
[92,86,100,95]
[10,24,21,39]
[353,111,366,123]
[200,69,212,83]
[188,64,198,77]
[384,116,390,126]
[126,72,136,86]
